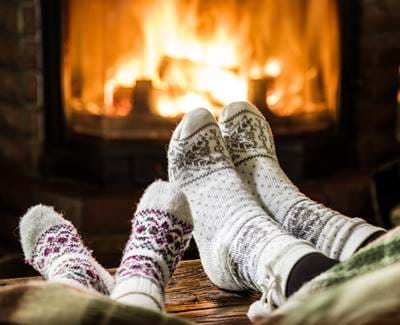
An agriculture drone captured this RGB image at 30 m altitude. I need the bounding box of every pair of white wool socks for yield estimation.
[168,108,319,313]
[19,181,193,312]
[167,104,384,315]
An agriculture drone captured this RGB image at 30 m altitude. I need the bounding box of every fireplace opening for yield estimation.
[41,0,354,184]
[62,0,340,139]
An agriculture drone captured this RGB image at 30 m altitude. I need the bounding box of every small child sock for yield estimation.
[110,181,193,311]
[20,204,114,294]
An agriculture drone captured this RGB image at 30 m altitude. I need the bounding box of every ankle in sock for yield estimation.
[286,253,338,297]
[19,204,114,294]
[219,101,385,261]
[168,108,319,313]
[110,181,193,311]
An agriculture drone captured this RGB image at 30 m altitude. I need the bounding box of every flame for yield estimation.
[264,59,282,78]
[64,0,339,122]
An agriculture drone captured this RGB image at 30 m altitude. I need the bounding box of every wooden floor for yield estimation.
[0,259,259,324]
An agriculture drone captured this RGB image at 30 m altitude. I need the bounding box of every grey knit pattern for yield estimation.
[219,101,384,260]
[168,109,317,296]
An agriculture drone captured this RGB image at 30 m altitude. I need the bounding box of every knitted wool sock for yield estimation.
[20,205,114,295]
[168,108,319,309]
[219,101,385,261]
[110,181,193,311]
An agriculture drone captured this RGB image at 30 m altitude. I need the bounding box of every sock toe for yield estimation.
[220,101,264,122]
[137,180,193,226]
[20,204,68,261]
[172,107,216,140]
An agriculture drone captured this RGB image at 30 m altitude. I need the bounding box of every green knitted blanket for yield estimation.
[0,280,191,325]
[256,226,400,325]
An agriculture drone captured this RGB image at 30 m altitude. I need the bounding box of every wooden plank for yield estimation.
[172,305,252,324]
[0,259,258,324]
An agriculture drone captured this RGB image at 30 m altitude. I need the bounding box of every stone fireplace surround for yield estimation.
[0,0,399,276]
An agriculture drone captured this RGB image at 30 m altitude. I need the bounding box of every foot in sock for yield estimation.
[168,107,321,312]
[111,181,193,311]
[20,205,114,295]
[219,101,385,261]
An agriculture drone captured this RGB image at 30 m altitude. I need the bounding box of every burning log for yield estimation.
[247,77,274,119]
[158,56,238,85]
[133,79,153,116]
[157,55,240,107]
[111,86,133,116]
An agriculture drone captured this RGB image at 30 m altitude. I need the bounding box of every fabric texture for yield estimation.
[219,101,385,261]
[256,226,400,325]
[0,281,191,325]
[168,107,318,311]
[111,181,193,310]
[19,204,114,295]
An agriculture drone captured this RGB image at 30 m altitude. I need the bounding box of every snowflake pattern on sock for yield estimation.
[115,209,193,292]
[168,108,318,298]
[168,123,233,186]
[27,223,110,294]
[221,108,276,165]
[219,102,384,260]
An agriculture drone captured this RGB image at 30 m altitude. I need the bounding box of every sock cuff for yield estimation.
[339,224,386,261]
[256,239,319,306]
[111,277,164,308]
[136,180,193,226]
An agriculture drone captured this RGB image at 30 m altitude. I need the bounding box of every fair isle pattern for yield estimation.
[168,122,234,187]
[219,103,384,260]
[27,224,109,294]
[220,109,276,165]
[115,209,193,291]
[284,201,368,253]
[226,216,291,290]
[168,108,319,298]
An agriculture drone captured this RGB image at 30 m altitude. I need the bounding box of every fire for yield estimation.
[64,0,339,122]
[264,59,282,78]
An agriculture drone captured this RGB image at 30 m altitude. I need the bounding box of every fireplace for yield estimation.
[41,0,348,183]
[62,0,339,139]
[0,0,398,275]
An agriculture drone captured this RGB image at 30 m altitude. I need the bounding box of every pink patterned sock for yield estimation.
[20,205,114,295]
[111,181,193,310]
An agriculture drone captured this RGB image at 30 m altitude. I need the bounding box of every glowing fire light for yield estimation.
[264,59,282,78]
[267,89,283,107]
[65,0,340,122]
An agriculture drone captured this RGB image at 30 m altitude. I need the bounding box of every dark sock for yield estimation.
[285,231,385,297]
[357,231,386,251]
[286,253,338,297]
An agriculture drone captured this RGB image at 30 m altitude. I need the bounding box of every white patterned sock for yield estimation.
[110,180,193,311]
[20,205,114,294]
[219,101,385,261]
[168,108,318,309]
